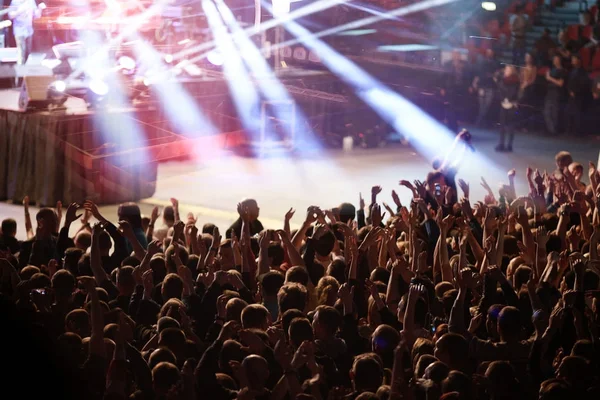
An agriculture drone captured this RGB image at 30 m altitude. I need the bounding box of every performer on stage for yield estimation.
[8,0,41,65]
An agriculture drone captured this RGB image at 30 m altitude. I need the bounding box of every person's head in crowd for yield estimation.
[35,208,58,238]
[327,258,347,285]
[158,328,187,364]
[539,378,571,400]
[163,206,175,227]
[57,332,84,367]
[1,218,17,237]
[202,223,216,235]
[415,354,438,379]
[555,151,572,171]
[486,304,505,341]
[314,230,336,259]
[485,361,519,400]
[424,361,450,384]
[315,276,340,307]
[218,240,235,270]
[338,202,356,224]
[242,355,270,391]
[289,317,314,348]
[152,362,181,396]
[117,202,143,230]
[435,333,469,373]
[159,299,184,321]
[261,270,285,301]
[116,266,135,297]
[552,54,563,70]
[20,265,39,280]
[371,324,400,368]
[312,305,342,341]
[442,371,472,399]
[157,316,181,333]
[52,269,76,301]
[74,230,91,251]
[281,309,306,339]
[148,347,177,370]
[350,353,384,394]
[97,230,112,255]
[240,199,260,221]
[278,283,308,314]
[568,162,584,182]
[241,304,270,330]
[150,256,167,284]
[65,309,91,338]
[285,266,309,287]
[556,355,590,391]
[571,53,582,68]
[121,255,141,268]
[219,339,247,376]
[29,272,51,289]
[497,306,521,342]
[226,297,248,323]
[411,337,435,369]
[165,245,189,274]
[162,273,184,302]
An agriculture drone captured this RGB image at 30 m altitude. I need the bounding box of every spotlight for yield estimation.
[52,80,66,92]
[207,50,224,66]
[118,56,136,71]
[89,79,109,96]
[481,2,496,11]
[164,54,173,63]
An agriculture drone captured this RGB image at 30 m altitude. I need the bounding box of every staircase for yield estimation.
[497,1,586,65]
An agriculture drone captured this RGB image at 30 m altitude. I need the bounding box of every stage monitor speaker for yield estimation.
[19,75,55,111]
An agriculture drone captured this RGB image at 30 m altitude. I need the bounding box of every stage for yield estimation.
[0,68,366,207]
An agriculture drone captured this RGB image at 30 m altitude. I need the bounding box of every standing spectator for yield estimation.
[471,48,502,127]
[510,5,528,64]
[496,65,520,152]
[227,198,264,239]
[556,29,578,67]
[534,28,557,67]
[565,54,590,136]
[544,55,567,135]
[440,50,470,132]
[519,53,538,130]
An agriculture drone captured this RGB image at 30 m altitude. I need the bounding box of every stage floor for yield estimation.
[3,126,599,240]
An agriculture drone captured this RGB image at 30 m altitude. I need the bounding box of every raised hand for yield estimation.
[64,202,82,225]
[118,220,134,237]
[371,185,383,204]
[391,189,402,208]
[237,203,251,223]
[458,179,470,199]
[284,208,295,221]
[305,206,321,225]
[216,294,228,320]
[371,203,385,227]
[84,200,106,223]
[459,198,474,220]
[359,193,365,210]
[468,313,484,334]
[150,206,160,224]
[218,321,240,342]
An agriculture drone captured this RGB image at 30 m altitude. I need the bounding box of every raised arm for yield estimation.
[80,276,105,357]
[257,230,271,277]
[22,196,34,240]
[90,223,109,284]
[276,230,303,267]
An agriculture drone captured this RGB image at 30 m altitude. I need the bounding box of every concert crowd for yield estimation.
[1,133,600,400]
